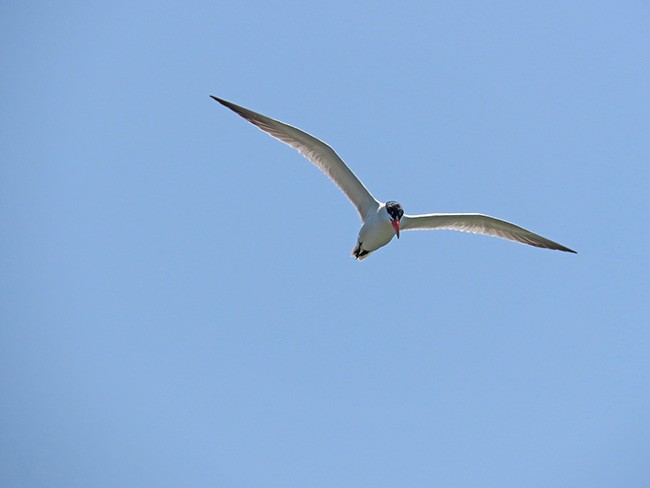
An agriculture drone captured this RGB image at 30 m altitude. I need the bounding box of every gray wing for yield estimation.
[211,96,379,220]
[401,213,576,253]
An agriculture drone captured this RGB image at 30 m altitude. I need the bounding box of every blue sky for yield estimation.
[1,1,649,487]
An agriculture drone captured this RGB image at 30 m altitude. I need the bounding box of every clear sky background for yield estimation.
[1,1,649,487]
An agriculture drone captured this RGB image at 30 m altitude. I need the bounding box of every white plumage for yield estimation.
[212,96,576,259]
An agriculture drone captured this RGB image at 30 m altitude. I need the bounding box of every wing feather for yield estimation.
[211,97,379,220]
[401,213,576,253]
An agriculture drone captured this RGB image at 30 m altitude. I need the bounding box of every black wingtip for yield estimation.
[558,245,577,254]
[210,96,241,113]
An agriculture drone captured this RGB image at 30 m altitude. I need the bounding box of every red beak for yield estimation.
[391,219,400,239]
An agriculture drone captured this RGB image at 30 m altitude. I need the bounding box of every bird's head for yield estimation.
[385,201,404,238]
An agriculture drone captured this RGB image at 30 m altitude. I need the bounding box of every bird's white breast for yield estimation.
[357,206,396,252]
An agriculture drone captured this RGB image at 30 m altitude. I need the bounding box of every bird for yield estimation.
[211,96,576,260]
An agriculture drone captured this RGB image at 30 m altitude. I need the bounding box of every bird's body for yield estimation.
[211,96,576,259]
[354,202,400,260]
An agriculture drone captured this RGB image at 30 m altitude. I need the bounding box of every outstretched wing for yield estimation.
[401,213,576,253]
[211,97,379,221]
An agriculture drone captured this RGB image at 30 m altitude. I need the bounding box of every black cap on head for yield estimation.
[385,201,404,221]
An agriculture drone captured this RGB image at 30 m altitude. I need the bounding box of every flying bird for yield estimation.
[211,96,576,260]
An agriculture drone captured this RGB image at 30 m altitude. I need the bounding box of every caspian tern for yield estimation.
[211,96,576,259]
